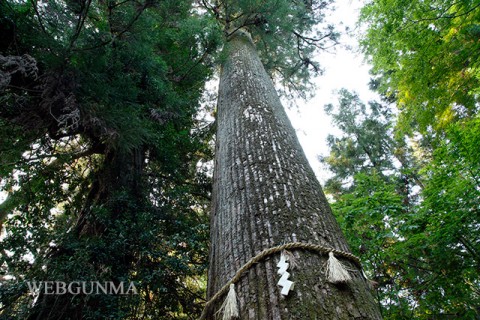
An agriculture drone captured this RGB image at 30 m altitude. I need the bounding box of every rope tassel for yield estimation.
[198,243,362,320]
[217,284,239,320]
[326,252,352,283]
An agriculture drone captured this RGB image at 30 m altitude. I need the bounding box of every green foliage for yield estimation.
[408,116,480,316]
[360,0,480,134]
[201,0,339,97]
[321,90,395,196]
[352,3,480,315]
[323,89,480,318]
[1,0,219,318]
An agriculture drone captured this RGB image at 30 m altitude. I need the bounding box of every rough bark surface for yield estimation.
[207,31,382,319]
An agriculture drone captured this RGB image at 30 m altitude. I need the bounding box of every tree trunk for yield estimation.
[26,148,145,320]
[207,30,382,319]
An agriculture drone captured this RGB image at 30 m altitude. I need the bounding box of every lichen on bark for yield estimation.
[207,30,382,319]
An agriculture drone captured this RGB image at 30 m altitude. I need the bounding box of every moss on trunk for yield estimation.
[207,30,382,319]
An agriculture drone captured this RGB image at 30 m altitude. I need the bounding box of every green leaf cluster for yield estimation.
[360,0,480,134]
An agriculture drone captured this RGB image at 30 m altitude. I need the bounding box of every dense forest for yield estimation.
[322,1,480,318]
[0,0,479,319]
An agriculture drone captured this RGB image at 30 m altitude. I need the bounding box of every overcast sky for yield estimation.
[286,0,377,183]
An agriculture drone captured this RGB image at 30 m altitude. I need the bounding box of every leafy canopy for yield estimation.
[323,88,480,318]
[201,0,339,97]
[360,0,480,134]
[0,0,220,318]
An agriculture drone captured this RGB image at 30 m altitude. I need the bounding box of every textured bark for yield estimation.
[207,30,382,319]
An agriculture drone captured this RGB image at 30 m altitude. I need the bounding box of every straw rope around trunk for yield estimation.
[198,242,362,320]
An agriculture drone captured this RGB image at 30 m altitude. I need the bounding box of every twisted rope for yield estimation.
[198,242,361,320]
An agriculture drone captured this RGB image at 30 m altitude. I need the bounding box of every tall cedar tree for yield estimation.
[202,0,382,318]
